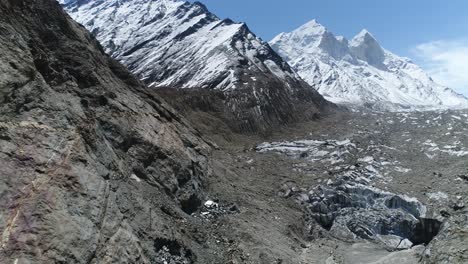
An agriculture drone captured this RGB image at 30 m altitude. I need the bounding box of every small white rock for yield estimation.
[397,239,413,249]
[204,200,218,208]
[130,174,141,182]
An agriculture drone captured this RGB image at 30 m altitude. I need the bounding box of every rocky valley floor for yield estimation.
[196,109,468,263]
[2,1,466,263]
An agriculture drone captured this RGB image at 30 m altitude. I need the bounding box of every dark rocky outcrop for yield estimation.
[291,179,444,251]
[0,0,221,262]
[302,181,435,247]
[425,208,468,264]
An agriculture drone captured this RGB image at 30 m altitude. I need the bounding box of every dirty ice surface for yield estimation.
[256,109,468,263]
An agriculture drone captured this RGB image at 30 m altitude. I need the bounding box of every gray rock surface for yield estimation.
[0,0,219,262]
[254,109,468,263]
[426,209,468,263]
[303,181,435,249]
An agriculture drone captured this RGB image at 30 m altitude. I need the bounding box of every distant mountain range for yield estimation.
[62,0,468,113]
[61,0,331,132]
[270,20,468,110]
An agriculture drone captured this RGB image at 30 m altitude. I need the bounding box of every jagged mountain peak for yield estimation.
[63,0,296,89]
[270,19,352,62]
[272,21,315,45]
[351,29,375,43]
[271,21,468,110]
[271,19,328,48]
[349,29,386,68]
[350,29,383,51]
[297,19,327,35]
[192,0,209,10]
[63,0,332,132]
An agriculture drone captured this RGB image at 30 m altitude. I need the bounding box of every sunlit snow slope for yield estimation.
[61,0,331,132]
[270,20,468,111]
[63,0,304,90]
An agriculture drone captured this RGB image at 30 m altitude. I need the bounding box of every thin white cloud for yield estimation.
[412,39,468,96]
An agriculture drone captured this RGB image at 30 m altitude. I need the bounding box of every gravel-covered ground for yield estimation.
[3,1,465,263]
[203,109,468,263]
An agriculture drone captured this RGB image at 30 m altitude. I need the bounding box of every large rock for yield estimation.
[425,206,468,263]
[302,181,442,249]
[0,0,218,262]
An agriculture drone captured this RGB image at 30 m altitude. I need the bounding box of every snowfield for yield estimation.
[270,20,468,111]
[62,0,302,91]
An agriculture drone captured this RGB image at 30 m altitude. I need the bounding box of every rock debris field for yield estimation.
[210,109,468,263]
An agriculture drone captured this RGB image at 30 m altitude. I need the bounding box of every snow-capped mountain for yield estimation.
[60,0,331,132]
[270,20,468,110]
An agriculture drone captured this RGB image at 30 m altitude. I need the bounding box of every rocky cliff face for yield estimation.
[61,0,333,133]
[0,0,221,262]
[270,20,468,111]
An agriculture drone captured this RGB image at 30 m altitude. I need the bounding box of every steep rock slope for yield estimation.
[61,0,332,132]
[0,0,224,262]
[270,20,468,111]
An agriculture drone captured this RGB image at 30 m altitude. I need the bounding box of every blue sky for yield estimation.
[191,0,468,95]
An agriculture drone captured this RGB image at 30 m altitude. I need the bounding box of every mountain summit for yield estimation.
[61,0,332,132]
[349,29,386,69]
[270,20,468,110]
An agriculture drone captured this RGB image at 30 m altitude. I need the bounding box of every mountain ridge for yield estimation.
[61,0,333,133]
[270,19,468,111]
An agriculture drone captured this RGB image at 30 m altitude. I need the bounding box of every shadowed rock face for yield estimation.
[0,0,217,262]
[302,181,438,246]
[427,210,468,263]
